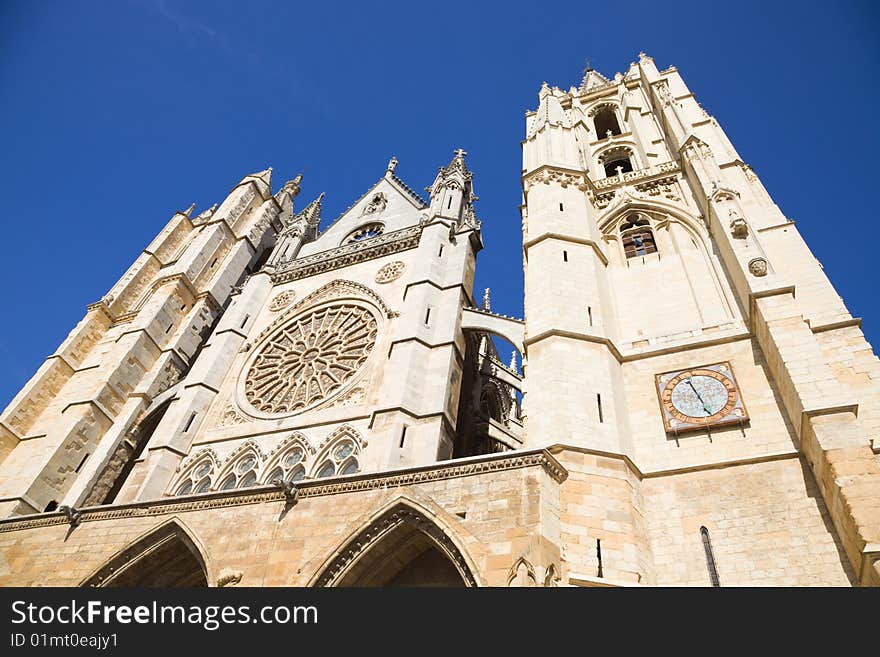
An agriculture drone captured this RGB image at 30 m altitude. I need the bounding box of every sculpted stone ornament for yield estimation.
[374,261,405,284]
[361,192,387,216]
[729,210,749,238]
[748,257,768,277]
[216,569,243,587]
[269,290,296,311]
[244,303,377,415]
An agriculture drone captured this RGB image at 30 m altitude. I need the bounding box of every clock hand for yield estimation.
[685,378,713,416]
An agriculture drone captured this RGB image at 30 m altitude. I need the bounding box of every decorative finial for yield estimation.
[509,350,518,371]
[386,156,398,176]
[582,58,593,75]
[453,148,468,159]
[482,287,491,311]
[184,202,196,217]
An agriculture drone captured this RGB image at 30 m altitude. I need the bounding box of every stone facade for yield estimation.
[0,55,878,587]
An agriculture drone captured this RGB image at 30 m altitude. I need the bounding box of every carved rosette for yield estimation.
[374,261,405,284]
[243,303,378,416]
[269,290,296,312]
[748,257,768,277]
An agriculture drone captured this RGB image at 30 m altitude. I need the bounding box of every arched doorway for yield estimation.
[82,520,209,587]
[313,504,477,587]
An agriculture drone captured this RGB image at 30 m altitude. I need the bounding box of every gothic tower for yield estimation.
[520,53,880,585]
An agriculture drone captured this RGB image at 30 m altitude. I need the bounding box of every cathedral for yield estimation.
[0,53,878,587]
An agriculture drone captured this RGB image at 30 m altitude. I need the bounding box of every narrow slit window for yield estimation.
[424,307,431,325]
[184,412,197,433]
[447,196,452,209]
[438,244,444,258]
[563,250,568,262]
[75,452,90,473]
[597,393,603,423]
[596,539,603,578]
[588,306,593,326]
[399,425,408,448]
[701,526,721,587]
[559,203,564,211]
[240,314,250,329]
[210,258,218,268]
[165,324,173,334]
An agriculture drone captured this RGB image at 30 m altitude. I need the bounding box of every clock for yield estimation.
[655,362,748,433]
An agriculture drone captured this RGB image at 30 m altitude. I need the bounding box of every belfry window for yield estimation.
[593,106,622,139]
[620,214,657,259]
[603,157,633,178]
[600,146,635,178]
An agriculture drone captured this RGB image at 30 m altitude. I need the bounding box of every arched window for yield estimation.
[599,146,634,178]
[175,457,214,496]
[265,443,308,485]
[217,453,259,490]
[344,222,384,244]
[593,106,622,139]
[315,436,360,478]
[620,214,657,259]
[700,526,721,587]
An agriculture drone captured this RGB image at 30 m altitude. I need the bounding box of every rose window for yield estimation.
[245,304,377,415]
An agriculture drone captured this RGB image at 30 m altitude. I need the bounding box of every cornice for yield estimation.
[0,449,567,534]
[271,226,422,284]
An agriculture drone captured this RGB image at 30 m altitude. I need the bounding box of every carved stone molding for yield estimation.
[272,226,421,284]
[0,450,568,534]
[523,167,588,192]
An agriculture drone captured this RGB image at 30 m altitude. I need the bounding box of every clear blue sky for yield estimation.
[1,1,878,408]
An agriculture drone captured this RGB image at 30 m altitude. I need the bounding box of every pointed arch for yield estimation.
[214,440,266,491]
[81,518,214,587]
[507,556,537,587]
[310,425,365,479]
[262,432,314,484]
[308,495,482,587]
[169,448,218,496]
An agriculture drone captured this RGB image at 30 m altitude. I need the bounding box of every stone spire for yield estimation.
[482,287,491,311]
[295,192,324,229]
[509,350,518,372]
[426,149,479,227]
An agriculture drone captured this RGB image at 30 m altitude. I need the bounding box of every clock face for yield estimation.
[670,375,731,418]
[655,363,747,433]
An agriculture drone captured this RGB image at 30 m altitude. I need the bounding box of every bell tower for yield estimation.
[521,53,880,585]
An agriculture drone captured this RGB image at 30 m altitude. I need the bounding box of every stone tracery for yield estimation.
[244,303,378,415]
